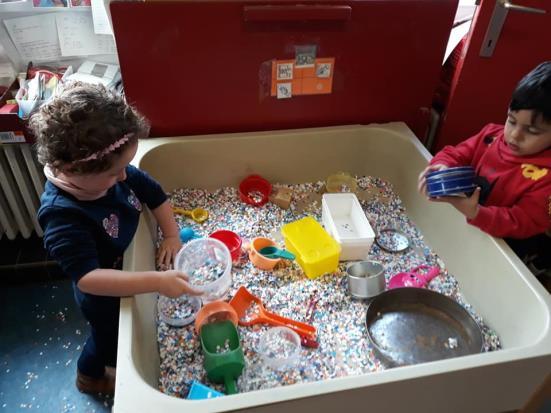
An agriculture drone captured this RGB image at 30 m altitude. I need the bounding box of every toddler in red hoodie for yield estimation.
[418,62,551,278]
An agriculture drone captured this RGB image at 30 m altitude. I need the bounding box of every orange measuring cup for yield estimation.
[229,286,318,348]
[248,237,281,270]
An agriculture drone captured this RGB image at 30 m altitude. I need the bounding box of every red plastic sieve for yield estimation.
[239,175,272,207]
[209,230,243,261]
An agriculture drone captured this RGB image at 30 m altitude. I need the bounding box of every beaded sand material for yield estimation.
[157,176,501,397]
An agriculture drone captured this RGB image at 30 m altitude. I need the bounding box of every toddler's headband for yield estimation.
[74,133,133,163]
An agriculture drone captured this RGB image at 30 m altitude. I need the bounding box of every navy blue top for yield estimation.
[38,165,167,309]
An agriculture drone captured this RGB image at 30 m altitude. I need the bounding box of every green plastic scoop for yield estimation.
[200,320,245,395]
[259,246,295,260]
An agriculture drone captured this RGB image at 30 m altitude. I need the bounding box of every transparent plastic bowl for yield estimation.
[257,327,301,370]
[174,238,232,302]
[157,294,202,327]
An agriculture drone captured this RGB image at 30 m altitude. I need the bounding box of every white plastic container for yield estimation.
[119,123,551,413]
[322,193,375,260]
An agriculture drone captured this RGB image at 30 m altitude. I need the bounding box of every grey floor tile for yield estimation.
[0,279,112,412]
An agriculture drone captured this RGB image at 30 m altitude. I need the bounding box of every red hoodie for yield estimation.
[430,123,551,239]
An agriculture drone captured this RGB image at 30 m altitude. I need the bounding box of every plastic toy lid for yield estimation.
[426,166,475,180]
[375,228,410,252]
[281,217,341,263]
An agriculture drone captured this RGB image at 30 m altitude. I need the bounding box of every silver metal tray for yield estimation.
[365,288,483,366]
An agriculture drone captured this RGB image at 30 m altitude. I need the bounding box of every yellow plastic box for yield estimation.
[281,216,341,279]
[118,123,551,413]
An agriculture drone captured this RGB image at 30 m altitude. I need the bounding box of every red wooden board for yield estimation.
[111,0,457,137]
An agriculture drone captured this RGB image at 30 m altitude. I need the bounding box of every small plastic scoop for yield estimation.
[229,286,318,348]
[200,320,245,395]
[259,246,295,260]
[173,207,209,223]
[388,265,440,289]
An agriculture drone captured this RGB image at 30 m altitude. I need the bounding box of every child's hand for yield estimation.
[158,270,202,298]
[157,236,182,270]
[431,187,481,220]
[418,164,448,196]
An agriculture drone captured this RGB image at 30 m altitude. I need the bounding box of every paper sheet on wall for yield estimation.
[3,14,62,62]
[56,13,116,56]
[91,0,113,35]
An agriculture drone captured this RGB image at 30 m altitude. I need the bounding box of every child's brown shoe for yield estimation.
[76,368,116,396]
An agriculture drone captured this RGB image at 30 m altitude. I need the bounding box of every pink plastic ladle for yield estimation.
[388,265,440,289]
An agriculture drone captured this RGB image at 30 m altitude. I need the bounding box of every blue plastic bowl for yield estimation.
[428,185,476,197]
[427,175,476,197]
[425,166,476,197]
[426,166,475,181]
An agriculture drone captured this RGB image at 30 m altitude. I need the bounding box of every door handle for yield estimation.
[480,0,546,57]
[500,0,546,14]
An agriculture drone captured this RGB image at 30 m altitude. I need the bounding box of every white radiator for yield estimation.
[0,144,45,239]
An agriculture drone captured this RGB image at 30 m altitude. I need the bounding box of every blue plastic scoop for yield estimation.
[259,246,295,260]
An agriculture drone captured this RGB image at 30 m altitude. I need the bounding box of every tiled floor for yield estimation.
[0,234,112,412]
[0,257,112,412]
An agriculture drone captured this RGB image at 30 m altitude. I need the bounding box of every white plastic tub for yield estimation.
[118,123,551,413]
[322,193,375,260]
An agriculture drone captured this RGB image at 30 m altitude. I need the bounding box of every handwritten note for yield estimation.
[56,13,116,56]
[3,14,62,62]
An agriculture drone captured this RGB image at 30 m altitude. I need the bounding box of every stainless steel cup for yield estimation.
[346,260,386,299]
